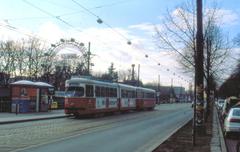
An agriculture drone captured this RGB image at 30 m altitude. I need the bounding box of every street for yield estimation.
[0,103,192,152]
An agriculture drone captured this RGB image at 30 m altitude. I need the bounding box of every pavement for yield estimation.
[0,109,67,124]
[211,106,227,152]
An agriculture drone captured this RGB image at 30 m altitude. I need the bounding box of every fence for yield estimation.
[0,99,11,112]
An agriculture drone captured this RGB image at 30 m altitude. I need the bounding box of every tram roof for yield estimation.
[117,83,137,90]
[66,77,118,87]
[136,87,156,93]
[66,77,155,92]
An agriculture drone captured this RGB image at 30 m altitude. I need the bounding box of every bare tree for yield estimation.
[155,1,230,119]
[155,1,230,81]
[0,40,18,77]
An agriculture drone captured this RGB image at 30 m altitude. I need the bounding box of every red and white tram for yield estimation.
[64,77,156,116]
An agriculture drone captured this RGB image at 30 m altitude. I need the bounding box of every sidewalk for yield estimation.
[0,109,68,124]
[211,107,227,152]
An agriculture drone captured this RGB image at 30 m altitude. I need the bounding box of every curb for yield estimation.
[0,115,69,125]
[215,107,227,152]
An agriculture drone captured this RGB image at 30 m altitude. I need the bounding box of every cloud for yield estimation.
[128,22,163,36]
[37,21,65,43]
[129,23,154,32]
[0,21,190,87]
[214,9,239,26]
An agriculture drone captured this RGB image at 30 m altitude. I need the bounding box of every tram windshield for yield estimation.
[65,86,84,97]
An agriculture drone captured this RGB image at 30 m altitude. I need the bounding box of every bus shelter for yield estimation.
[11,80,54,113]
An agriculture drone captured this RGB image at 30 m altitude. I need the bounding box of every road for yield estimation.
[0,103,192,152]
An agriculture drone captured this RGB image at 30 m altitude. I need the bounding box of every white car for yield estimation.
[224,107,240,137]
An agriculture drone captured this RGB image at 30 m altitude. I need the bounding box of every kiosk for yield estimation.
[11,80,54,113]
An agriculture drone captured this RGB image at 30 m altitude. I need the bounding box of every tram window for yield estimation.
[109,88,113,97]
[113,88,117,97]
[132,91,136,98]
[127,91,132,98]
[101,87,106,97]
[66,86,84,97]
[121,89,127,98]
[124,90,128,98]
[95,86,100,97]
[86,85,93,97]
[145,93,148,98]
[137,91,143,98]
[137,91,140,98]
[106,87,110,97]
[145,93,154,98]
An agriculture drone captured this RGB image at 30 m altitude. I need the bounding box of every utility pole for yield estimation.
[170,78,173,103]
[195,0,205,134]
[131,64,135,81]
[87,42,91,75]
[137,64,140,86]
[158,74,160,104]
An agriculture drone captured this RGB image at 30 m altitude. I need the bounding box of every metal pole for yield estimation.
[87,42,91,75]
[131,64,135,81]
[158,74,160,104]
[137,64,140,86]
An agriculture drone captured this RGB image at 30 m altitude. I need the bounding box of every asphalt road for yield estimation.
[11,103,192,152]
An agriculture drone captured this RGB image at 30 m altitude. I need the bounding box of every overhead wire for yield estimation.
[22,0,82,32]
[130,41,192,84]
[4,0,190,86]
[69,0,191,83]
[71,0,131,43]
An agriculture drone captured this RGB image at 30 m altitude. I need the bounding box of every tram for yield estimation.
[64,77,156,116]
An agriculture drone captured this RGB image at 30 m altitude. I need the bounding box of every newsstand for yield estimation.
[11,80,54,113]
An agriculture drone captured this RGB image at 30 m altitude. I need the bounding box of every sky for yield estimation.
[0,0,239,89]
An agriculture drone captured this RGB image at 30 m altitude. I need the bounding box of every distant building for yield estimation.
[173,86,186,102]
[159,86,176,103]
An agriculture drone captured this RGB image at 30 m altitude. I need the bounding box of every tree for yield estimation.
[0,40,18,77]
[100,63,118,82]
[155,2,230,105]
[155,2,230,79]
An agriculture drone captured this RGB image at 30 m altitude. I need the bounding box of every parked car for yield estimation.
[224,107,240,137]
[222,96,240,119]
[217,99,225,110]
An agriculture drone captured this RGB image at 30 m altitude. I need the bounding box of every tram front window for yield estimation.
[66,87,84,97]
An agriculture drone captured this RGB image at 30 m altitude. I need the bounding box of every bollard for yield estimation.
[15,103,19,115]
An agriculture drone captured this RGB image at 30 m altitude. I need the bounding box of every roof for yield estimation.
[35,82,53,88]
[11,80,35,86]
[137,87,155,93]
[11,80,53,88]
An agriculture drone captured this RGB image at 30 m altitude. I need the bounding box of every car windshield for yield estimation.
[66,86,84,97]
